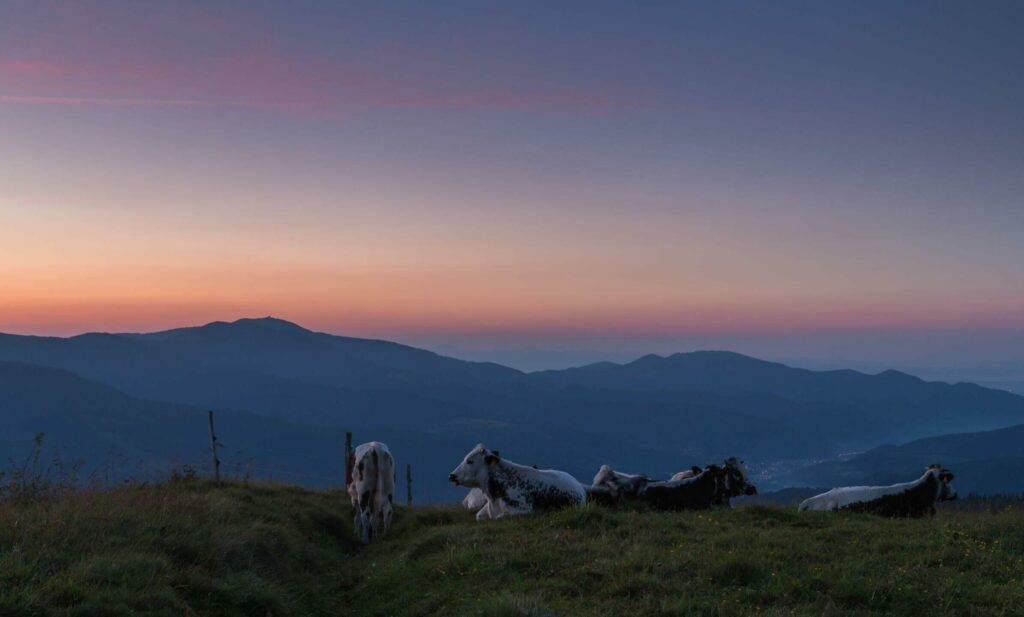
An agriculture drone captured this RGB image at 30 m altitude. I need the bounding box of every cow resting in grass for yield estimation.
[643,459,758,510]
[347,441,395,544]
[449,444,586,519]
[798,464,957,517]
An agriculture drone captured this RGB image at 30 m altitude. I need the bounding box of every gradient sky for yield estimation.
[2,1,1023,378]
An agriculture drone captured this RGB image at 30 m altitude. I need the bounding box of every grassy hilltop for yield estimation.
[2,482,1023,617]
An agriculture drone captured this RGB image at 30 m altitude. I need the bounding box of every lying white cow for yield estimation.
[798,464,956,518]
[347,441,395,543]
[449,444,586,519]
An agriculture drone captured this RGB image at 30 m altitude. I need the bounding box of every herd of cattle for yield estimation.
[347,441,958,544]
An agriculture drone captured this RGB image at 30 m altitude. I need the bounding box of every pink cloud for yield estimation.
[1,4,679,117]
[0,58,73,76]
[0,94,313,109]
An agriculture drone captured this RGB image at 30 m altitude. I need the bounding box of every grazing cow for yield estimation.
[592,464,651,499]
[798,464,957,517]
[643,459,758,510]
[346,441,395,544]
[448,444,586,518]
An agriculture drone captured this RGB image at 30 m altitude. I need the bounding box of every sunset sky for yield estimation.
[2,2,1023,377]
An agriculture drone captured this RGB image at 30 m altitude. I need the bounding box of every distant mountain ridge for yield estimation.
[2,317,1023,499]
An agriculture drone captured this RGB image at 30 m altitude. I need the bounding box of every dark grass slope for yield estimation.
[3,482,1023,616]
[0,481,358,617]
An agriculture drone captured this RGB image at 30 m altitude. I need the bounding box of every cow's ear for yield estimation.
[484,451,501,465]
[691,466,702,475]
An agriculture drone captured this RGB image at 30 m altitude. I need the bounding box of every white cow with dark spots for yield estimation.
[346,441,395,543]
[449,444,586,519]
[798,464,957,517]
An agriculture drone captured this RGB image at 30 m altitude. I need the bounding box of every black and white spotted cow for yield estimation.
[448,444,586,519]
[798,464,957,517]
[346,441,395,544]
[591,464,651,499]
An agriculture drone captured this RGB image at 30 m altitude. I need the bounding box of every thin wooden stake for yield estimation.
[207,410,221,488]
[344,431,353,488]
[406,463,413,506]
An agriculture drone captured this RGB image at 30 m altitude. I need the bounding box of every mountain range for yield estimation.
[1,317,1022,500]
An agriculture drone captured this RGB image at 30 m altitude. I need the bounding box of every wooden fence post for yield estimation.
[406,463,413,506]
[207,410,221,488]
[344,431,353,488]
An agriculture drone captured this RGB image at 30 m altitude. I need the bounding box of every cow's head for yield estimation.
[723,457,758,497]
[927,464,957,501]
[449,443,500,488]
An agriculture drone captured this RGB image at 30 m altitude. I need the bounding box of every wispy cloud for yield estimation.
[0,3,684,118]
[0,94,312,110]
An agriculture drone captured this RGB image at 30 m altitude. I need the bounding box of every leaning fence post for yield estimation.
[207,410,221,488]
[406,463,413,506]
[344,431,353,488]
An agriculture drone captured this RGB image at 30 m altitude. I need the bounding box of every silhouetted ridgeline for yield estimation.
[1,317,1023,500]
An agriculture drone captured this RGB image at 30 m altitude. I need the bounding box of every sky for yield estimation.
[2,1,1023,380]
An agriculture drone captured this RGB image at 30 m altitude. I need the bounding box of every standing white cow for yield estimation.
[448,444,586,519]
[347,441,395,544]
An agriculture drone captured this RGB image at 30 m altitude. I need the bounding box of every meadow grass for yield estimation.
[2,482,1022,616]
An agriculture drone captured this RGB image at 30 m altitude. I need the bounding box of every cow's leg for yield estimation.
[357,509,372,544]
[475,504,491,521]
